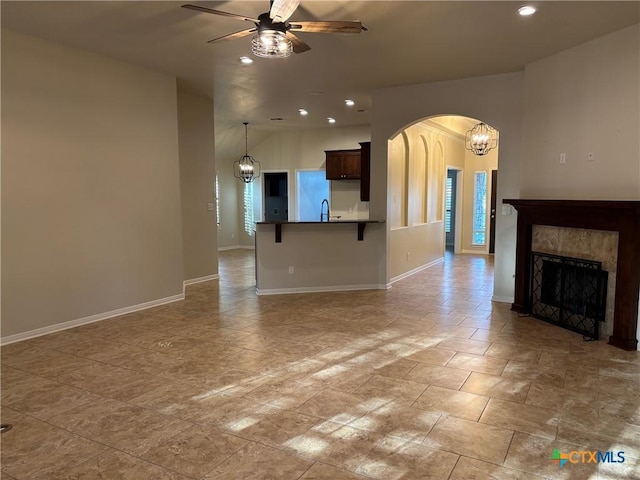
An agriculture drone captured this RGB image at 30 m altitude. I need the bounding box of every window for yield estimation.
[215,174,220,226]
[472,171,487,245]
[244,182,254,236]
[296,170,329,221]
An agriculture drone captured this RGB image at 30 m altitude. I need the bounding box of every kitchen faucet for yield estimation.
[320,198,329,222]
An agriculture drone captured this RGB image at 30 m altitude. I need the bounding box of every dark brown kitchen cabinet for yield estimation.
[325,149,361,180]
[324,143,371,201]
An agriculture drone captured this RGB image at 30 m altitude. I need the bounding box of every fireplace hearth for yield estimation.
[503,199,640,351]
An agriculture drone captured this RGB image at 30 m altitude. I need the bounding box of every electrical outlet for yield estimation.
[288,266,294,274]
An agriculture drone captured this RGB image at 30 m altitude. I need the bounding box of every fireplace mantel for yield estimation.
[503,199,640,350]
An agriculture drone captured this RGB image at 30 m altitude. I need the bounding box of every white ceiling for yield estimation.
[2,1,638,155]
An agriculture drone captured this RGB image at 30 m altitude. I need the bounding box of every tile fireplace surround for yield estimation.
[503,199,640,351]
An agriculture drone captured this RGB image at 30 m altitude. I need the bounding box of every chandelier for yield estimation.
[465,122,498,156]
[233,122,261,183]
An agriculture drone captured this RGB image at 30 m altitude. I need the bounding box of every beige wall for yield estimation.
[521,24,640,199]
[1,30,184,339]
[177,89,218,280]
[521,24,639,348]
[331,180,369,221]
[216,161,240,250]
[372,72,525,299]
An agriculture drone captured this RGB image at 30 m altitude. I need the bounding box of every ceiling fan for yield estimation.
[182,0,367,58]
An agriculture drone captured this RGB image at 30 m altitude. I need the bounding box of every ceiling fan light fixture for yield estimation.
[184,3,366,56]
[251,30,292,58]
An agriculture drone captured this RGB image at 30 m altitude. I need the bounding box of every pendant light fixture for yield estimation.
[234,122,261,183]
[465,122,499,156]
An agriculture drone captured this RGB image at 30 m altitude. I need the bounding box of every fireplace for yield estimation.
[531,252,608,340]
[503,199,640,351]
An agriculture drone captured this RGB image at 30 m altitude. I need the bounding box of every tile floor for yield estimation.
[1,249,639,479]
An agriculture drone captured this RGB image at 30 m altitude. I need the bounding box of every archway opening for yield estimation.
[387,115,500,282]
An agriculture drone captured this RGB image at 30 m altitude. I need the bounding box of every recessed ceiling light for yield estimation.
[298,108,308,116]
[345,99,355,107]
[518,5,536,16]
[239,56,253,64]
[327,117,336,124]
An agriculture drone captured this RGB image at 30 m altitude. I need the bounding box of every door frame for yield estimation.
[446,166,463,254]
[258,169,292,222]
[489,169,498,254]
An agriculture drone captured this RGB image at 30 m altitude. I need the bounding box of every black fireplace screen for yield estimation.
[530,252,608,340]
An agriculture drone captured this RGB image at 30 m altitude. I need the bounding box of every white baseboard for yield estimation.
[491,295,514,304]
[460,249,490,255]
[389,257,444,284]
[218,245,255,252]
[256,284,388,296]
[1,293,185,346]
[184,274,219,286]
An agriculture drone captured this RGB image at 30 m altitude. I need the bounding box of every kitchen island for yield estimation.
[254,220,387,295]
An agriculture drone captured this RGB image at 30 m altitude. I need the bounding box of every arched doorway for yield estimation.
[387,115,500,283]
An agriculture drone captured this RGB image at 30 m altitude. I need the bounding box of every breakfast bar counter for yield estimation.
[254,220,387,295]
[256,220,385,243]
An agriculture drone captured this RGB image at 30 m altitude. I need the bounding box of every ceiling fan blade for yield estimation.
[270,0,301,23]
[289,21,366,34]
[182,4,260,24]
[207,28,257,44]
[285,32,311,54]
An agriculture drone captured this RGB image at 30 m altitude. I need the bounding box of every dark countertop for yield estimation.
[256,220,385,225]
